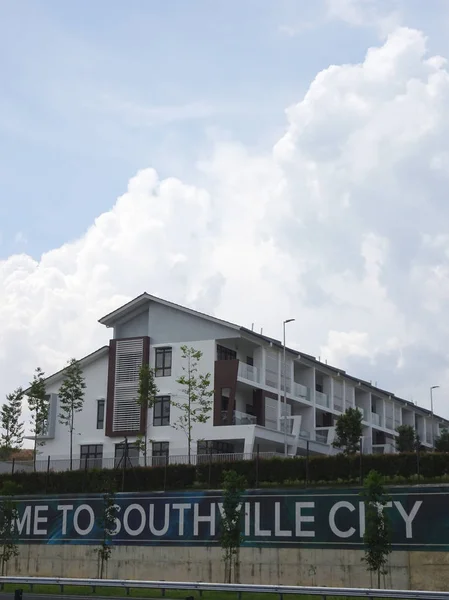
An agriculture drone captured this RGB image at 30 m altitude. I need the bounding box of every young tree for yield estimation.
[94,491,118,579]
[135,363,159,466]
[332,407,363,455]
[0,388,24,458]
[395,425,416,452]
[0,481,20,576]
[27,367,48,470]
[172,346,213,464]
[58,358,86,471]
[220,470,247,584]
[435,428,449,452]
[361,470,391,588]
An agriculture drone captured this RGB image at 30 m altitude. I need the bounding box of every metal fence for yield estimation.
[0,576,448,600]
[4,451,281,475]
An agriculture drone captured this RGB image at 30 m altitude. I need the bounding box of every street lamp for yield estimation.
[430,385,440,447]
[283,318,295,456]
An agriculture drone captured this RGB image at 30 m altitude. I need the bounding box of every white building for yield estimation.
[35,293,449,469]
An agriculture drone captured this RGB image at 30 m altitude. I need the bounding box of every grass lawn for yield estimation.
[0,584,388,600]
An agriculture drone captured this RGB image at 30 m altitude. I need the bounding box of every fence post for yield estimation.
[417,446,421,482]
[305,441,309,487]
[11,458,15,476]
[255,444,260,488]
[163,456,167,492]
[208,446,212,486]
[359,437,363,485]
[45,455,51,493]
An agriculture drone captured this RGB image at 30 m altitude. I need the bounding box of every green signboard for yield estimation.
[6,486,449,550]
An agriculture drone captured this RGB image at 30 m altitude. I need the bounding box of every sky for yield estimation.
[2,0,449,423]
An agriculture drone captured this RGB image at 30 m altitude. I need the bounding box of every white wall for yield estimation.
[41,354,109,459]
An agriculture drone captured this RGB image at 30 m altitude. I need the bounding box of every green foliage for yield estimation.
[220,470,247,583]
[172,346,214,463]
[361,470,391,588]
[94,491,118,579]
[332,407,363,455]
[2,450,449,494]
[135,364,159,466]
[59,359,86,470]
[395,425,417,453]
[27,367,48,467]
[0,388,24,456]
[0,480,21,575]
[435,428,449,452]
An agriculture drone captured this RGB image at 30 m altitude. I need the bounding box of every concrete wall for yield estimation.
[7,545,449,590]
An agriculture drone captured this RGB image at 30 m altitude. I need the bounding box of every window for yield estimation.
[152,442,169,465]
[217,344,237,361]
[153,396,171,426]
[197,440,234,455]
[80,444,103,469]
[114,443,140,468]
[155,347,172,377]
[96,399,105,430]
[246,356,254,366]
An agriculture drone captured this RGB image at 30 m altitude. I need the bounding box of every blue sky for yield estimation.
[4,0,449,418]
[0,0,389,258]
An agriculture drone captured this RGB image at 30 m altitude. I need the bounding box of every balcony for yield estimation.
[238,362,258,383]
[426,431,432,444]
[333,395,344,412]
[315,390,330,408]
[372,443,395,455]
[315,429,329,444]
[371,412,381,426]
[221,410,257,426]
[293,381,309,401]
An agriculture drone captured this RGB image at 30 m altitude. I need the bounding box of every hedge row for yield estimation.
[2,452,449,494]
[1,465,196,495]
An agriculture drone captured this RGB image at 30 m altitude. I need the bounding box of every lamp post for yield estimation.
[283,318,295,456]
[430,385,439,447]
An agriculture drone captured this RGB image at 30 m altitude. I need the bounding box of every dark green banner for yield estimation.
[5,486,449,550]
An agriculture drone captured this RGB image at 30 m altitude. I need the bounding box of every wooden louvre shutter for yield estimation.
[106,336,150,436]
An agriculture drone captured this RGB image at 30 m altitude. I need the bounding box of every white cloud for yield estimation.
[3,26,449,420]
[326,0,402,37]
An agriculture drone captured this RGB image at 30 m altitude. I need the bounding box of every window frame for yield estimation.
[155,347,172,378]
[80,444,103,469]
[153,395,171,427]
[96,398,105,430]
[114,442,140,468]
[152,441,169,457]
[217,344,237,361]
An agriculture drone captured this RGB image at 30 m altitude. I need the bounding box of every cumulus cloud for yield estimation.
[3,26,449,420]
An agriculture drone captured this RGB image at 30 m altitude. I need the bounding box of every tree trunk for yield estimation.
[70,410,74,471]
[377,568,381,589]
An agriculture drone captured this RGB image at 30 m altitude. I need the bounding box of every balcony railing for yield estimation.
[221,410,257,426]
[293,381,309,400]
[426,431,432,444]
[333,395,343,412]
[372,443,395,455]
[315,391,330,408]
[238,362,258,383]
[315,430,329,444]
[385,417,394,430]
[371,412,381,426]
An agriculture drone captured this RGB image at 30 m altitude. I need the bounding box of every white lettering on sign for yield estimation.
[57,505,73,535]
[394,501,422,538]
[172,503,191,536]
[73,504,95,536]
[123,504,145,536]
[194,502,215,536]
[274,502,292,537]
[16,506,31,535]
[110,504,121,536]
[329,501,356,538]
[33,506,48,535]
[254,502,271,537]
[295,502,315,537]
[244,502,250,536]
[149,504,170,536]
